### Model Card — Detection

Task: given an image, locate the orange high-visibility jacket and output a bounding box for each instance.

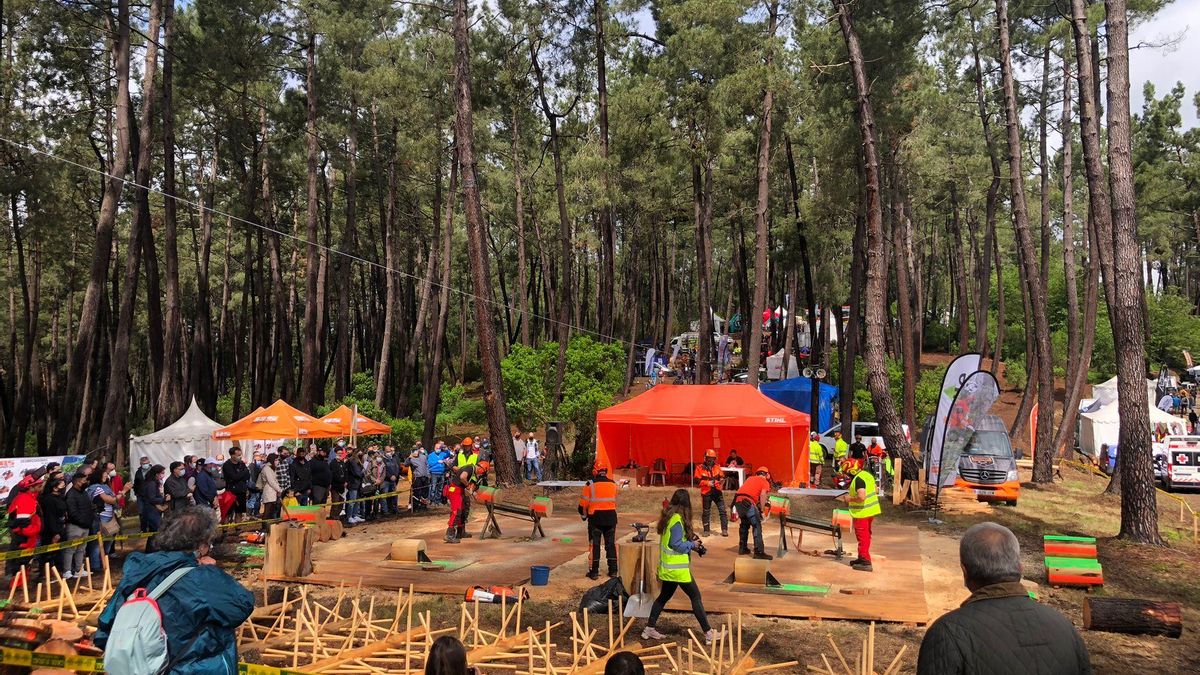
[694,464,723,495]
[578,478,618,516]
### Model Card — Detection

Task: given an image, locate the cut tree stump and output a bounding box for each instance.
[1083,598,1183,638]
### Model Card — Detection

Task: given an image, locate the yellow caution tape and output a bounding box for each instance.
[0,535,100,562]
[0,645,318,674]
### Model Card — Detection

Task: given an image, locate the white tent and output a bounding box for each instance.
[1078,400,1187,458]
[765,349,800,380]
[1090,376,1158,408]
[128,397,233,475]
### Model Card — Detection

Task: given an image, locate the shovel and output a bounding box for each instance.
[624,542,653,618]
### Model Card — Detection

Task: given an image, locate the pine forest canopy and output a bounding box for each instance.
[1,0,1195,543]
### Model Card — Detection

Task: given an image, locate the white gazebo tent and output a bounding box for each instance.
[1078,400,1187,459]
[765,348,800,380]
[128,397,233,475]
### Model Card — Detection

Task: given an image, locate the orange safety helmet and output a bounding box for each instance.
[461,436,474,447]
[756,468,772,480]
[593,462,608,475]
[475,460,490,475]
[704,449,718,459]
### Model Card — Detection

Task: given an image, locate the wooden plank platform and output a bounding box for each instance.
[270,511,593,595]
[274,509,929,625]
[664,522,929,625]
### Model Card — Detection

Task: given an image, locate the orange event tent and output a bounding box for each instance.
[594,384,810,485]
[319,405,392,436]
[212,399,342,441]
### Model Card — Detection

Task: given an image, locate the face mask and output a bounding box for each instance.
[108,470,117,478]
[338,441,346,447]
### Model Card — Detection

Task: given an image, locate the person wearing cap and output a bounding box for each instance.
[732,469,773,560]
[6,474,43,575]
[837,445,881,571]
[809,433,826,487]
[524,433,542,483]
[579,463,619,579]
[693,450,728,537]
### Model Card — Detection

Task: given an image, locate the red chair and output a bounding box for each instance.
[649,458,668,486]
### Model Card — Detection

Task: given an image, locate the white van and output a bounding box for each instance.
[818,421,911,456]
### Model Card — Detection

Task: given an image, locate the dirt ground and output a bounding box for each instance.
[229,461,1200,674]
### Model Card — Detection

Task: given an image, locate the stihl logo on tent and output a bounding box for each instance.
[253,415,279,423]
[764,417,786,423]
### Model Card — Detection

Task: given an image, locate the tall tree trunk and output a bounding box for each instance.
[784,136,820,418]
[837,1,915,478]
[894,185,917,431]
[1038,42,1052,301]
[1055,43,1087,456]
[422,143,456,449]
[300,26,323,412]
[747,1,778,387]
[694,158,715,384]
[98,0,160,462]
[950,183,971,352]
[452,0,517,483]
[594,0,615,341]
[530,42,573,416]
[1105,0,1160,544]
[512,101,531,347]
[970,27,1000,362]
[52,0,132,452]
[334,97,359,401]
[375,121,399,407]
[155,0,184,426]
[996,0,1054,483]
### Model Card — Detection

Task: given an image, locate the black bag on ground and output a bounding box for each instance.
[578,577,628,614]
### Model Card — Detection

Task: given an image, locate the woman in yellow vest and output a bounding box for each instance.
[641,489,717,644]
[837,447,881,572]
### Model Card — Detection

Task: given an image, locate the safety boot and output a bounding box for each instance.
[444,527,459,544]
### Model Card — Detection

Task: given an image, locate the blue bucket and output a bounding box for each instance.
[530,565,551,586]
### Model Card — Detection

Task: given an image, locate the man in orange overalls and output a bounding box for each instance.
[578,464,618,579]
[693,450,728,537]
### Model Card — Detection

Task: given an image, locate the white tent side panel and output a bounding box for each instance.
[1078,400,1188,458]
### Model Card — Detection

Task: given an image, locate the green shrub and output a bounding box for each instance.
[1003,360,1027,390]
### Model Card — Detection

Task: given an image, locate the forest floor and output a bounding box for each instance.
[231,462,1200,673]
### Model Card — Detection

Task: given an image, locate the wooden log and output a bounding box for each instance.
[264,522,289,578]
[389,539,428,563]
[733,558,771,586]
[616,544,643,596]
[475,486,499,504]
[766,496,790,518]
[531,496,554,517]
[1083,598,1183,638]
[832,509,852,529]
[326,519,344,540]
[1043,542,1097,558]
[283,526,313,578]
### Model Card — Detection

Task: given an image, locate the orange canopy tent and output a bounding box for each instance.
[594,384,810,485]
[319,405,392,436]
[212,400,342,441]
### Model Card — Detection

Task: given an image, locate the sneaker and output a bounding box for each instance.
[586,570,600,580]
[702,528,712,537]
[641,627,667,641]
[753,551,773,561]
[62,571,73,580]
[737,546,751,555]
[704,628,718,645]
[607,570,620,578]
[850,560,873,572]
[720,530,729,537]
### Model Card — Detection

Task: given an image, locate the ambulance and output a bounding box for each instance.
[1162,435,1200,491]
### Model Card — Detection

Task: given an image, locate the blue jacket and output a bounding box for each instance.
[195,469,218,506]
[96,551,254,675]
[428,450,450,475]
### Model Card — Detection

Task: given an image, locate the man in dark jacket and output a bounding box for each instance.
[917,522,1091,675]
[63,472,95,578]
[96,506,254,675]
[309,448,332,505]
[290,454,312,505]
[221,449,251,521]
[164,461,193,511]
[193,459,218,508]
[329,450,348,520]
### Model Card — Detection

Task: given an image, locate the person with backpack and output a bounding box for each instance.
[97,506,254,675]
